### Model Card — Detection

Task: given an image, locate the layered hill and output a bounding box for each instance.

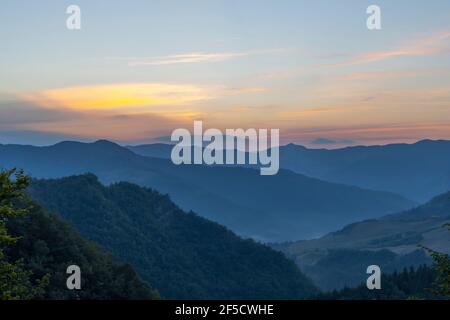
[0,140,413,241]
[128,139,450,203]
[6,196,158,299]
[273,191,450,291]
[279,139,450,203]
[28,174,318,299]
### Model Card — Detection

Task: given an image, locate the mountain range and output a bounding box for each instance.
[2,138,449,299]
[128,139,450,203]
[0,140,414,241]
[273,191,450,291]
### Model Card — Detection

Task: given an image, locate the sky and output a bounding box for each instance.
[1,0,450,147]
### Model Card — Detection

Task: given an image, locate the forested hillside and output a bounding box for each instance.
[1,169,158,300]
[273,189,450,291]
[29,174,318,299]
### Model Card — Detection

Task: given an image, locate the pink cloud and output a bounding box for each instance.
[326,30,450,68]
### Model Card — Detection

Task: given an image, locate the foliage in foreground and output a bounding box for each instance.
[0,169,47,300]
[424,224,450,298]
[317,265,441,300]
[1,169,158,300]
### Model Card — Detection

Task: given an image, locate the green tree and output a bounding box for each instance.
[425,224,450,297]
[0,168,47,300]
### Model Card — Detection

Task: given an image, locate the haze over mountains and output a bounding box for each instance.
[1,138,449,299]
[280,140,450,203]
[126,140,450,292]
[0,140,413,241]
[128,139,450,203]
[273,191,450,290]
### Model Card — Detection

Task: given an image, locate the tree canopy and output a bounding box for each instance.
[1,169,158,300]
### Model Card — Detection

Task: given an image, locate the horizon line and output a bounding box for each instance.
[1,137,449,151]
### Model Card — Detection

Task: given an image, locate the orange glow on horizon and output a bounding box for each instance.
[21,83,213,111]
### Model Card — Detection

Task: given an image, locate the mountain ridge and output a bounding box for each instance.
[272,189,450,290]
[0,140,414,241]
[28,173,319,299]
[127,139,450,202]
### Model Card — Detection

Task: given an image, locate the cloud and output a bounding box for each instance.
[0,94,195,144]
[19,111,189,143]
[109,49,286,66]
[336,70,419,81]
[223,87,269,94]
[19,82,275,122]
[326,30,450,68]
[9,81,281,144]
[229,105,277,112]
[127,52,251,66]
[21,83,214,112]
[278,107,352,118]
[252,69,300,81]
[0,100,81,127]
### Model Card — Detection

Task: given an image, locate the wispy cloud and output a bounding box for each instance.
[229,105,276,113]
[278,107,355,119]
[109,49,286,66]
[223,87,269,94]
[1,99,191,143]
[250,69,301,81]
[128,52,250,66]
[0,100,81,127]
[326,30,450,68]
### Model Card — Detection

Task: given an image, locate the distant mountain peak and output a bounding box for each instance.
[93,139,120,146]
[53,140,84,147]
[53,139,122,148]
[414,139,450,146]
[284,143,307,150]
